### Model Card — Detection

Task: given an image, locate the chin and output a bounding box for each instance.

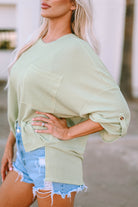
[41,10,47,16]
[41,10,52,18]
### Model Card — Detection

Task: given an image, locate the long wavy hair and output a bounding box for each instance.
[6,0,99,88]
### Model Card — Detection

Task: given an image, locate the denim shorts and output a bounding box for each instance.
[12,122,88,205]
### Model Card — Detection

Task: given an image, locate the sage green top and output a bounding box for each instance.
[7,33,130,185]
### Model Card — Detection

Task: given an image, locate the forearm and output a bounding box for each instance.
[67,119,104,139]
[6,131,16,147]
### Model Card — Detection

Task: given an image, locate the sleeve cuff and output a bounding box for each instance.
[88,112,128,143]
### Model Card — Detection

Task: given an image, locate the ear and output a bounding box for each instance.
[71,0,76,11]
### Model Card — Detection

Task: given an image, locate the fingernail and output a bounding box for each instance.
[35,130,38,132]
[9,167,13,171]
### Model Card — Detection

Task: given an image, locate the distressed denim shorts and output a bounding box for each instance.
[12,122,88,205]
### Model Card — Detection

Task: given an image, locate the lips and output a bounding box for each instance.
[41,2,51,9]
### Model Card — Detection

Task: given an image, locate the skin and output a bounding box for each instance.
[0,0,104,206]
[41,0,76,43]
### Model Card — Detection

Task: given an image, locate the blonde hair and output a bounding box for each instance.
[6,0,99,88]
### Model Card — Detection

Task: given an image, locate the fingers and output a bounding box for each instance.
[1,160,8,182]
[8,159,13,172]
[34,122,54,134]
[32,116,53,124]
[35,111,57,121]
[32,122,49,129]
[32,121,47,126]
[32,112,68,139]
[32,112,65,126]
[1,164,5,182]
[1,156,13,182]
[35,129,50,133]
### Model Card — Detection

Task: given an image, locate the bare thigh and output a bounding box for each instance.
[37,190,76,207]
[0,170,35,207]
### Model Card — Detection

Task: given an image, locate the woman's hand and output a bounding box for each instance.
[31,111,70,140]
[1,135,15,182]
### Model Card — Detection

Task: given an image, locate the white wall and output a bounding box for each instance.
[0,51,11,79]
[0,0,16,4]
[0,5,16,29]
[0,0,40,80]
[16,0,40,48]
[0,2,17,80]
[93,0,138,97]
[93,0,126,83]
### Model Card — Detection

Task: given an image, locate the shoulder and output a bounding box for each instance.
[68,35,118,84]
[66,34,93,52]
[65,35,105,69]
[64,34,100,63]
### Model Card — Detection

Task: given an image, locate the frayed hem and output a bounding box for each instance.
[33,182,88,207]
[57,184,88,199]
[33,180,54,206]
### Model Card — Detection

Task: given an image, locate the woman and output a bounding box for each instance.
[0,0,130,207]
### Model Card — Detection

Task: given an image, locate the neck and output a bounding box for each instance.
[43,13,72,43]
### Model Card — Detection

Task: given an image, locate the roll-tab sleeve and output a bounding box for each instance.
[76,41,131,143]
[81,86,131,143]
[89,109,130,143]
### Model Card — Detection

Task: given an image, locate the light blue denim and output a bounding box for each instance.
[12,122,88,206]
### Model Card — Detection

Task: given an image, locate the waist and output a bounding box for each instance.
[16,121,21,132]
[15,120,87,158]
